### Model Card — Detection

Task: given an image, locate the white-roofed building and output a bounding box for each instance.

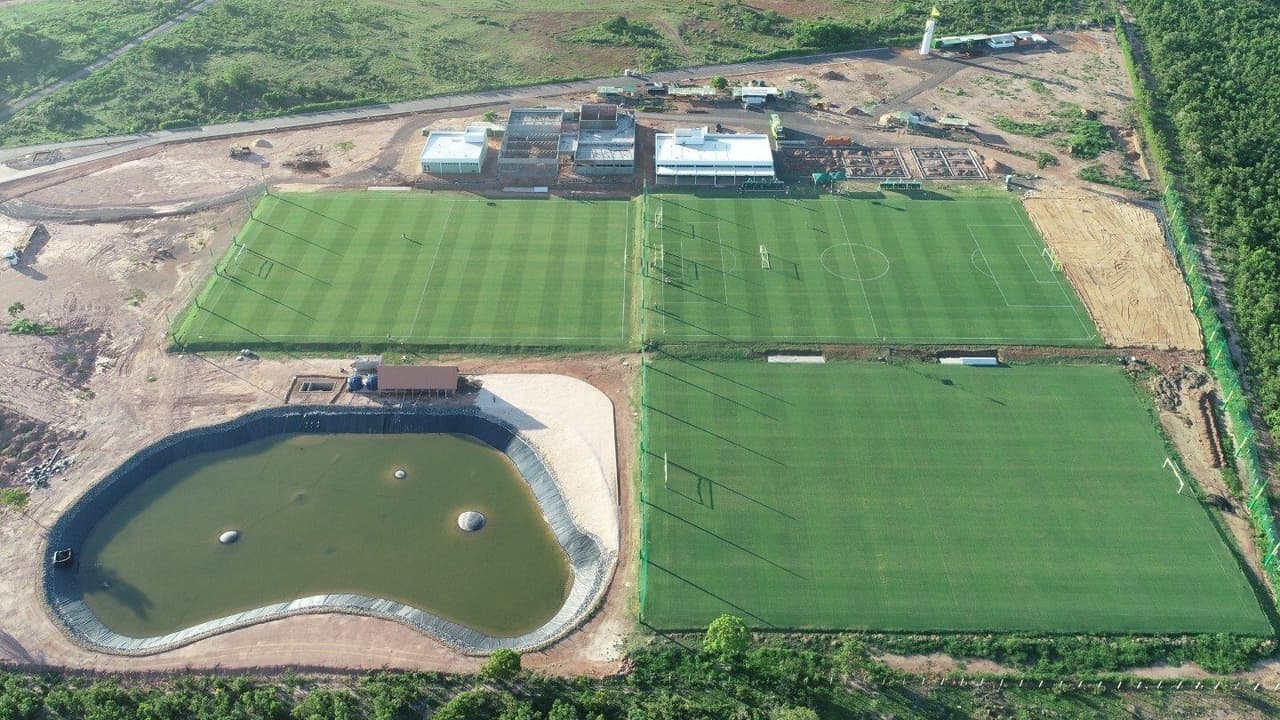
[986,33,1016,49]
[653,127,776,186]
[420,124,490,174]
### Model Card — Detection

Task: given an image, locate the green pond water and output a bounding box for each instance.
[79,433,572,638]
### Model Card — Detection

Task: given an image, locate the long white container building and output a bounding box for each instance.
[653,127,776,186]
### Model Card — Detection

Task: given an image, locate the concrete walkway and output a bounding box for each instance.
[0,47,895,188]
[0,0,219,122]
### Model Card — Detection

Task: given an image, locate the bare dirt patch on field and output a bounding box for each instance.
[1023,194,1201,350]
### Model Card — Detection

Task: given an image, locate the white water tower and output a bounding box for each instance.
[919,6,941,56]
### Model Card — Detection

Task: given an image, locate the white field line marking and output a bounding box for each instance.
[191,234,254,340]
[657,330,1097,342]
[969,226,1078,309]
[1012,211,1099,340]
[917,483,964,611]
[406,200,454,340]
[660,222,670,336]
[194,332,627,342]
[1016,245,1058,284]
[967,226,1011,307]
[834,204,880,336]
[622,200,630,340]
[679,233,687,281]
[718,224,730,305]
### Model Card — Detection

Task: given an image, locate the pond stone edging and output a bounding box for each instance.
[42,405,613,656]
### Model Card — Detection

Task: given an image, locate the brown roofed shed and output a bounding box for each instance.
[377,365,459,395]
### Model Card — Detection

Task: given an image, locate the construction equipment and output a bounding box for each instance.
[229,145,252,158]
[3,224,42,267]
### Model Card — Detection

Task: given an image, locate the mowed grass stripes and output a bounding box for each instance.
[642,360,1270,634]
[175,192,632,348]
[648,194,1098,345]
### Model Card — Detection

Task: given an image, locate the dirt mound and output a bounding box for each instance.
[819,70,847,81]
[1152,365,1207,412]
[282,147,331,173]
[983,156,1011,175]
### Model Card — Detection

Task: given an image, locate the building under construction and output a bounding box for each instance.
[497,108,565,178]
[572,104,636,177]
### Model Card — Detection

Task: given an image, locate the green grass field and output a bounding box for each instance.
[646,194,1099,346]
[0,2,1108,145]
[0,0,861,145]
[173,192,632,349]
[641,359,1270,634]
[0,0,189,105]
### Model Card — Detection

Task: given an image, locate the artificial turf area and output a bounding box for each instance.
[646,193,1098,345]
[174,192,632,348]
[641,359,1271,634]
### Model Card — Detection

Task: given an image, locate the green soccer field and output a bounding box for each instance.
[641,359,1270,634]
[174,192,633,349]
[645,193,1099,345]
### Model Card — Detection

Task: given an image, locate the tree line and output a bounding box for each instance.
[1,616,1276,719]
[1127,0,1280,434]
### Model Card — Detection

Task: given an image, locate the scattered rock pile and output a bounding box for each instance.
[1152,374,1182,412]
[1152,365,1208,412]
[0,408,80,483]
[21,450,74,489]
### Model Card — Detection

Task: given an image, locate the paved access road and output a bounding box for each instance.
[0,47,896,188]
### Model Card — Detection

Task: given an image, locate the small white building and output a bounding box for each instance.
[733,86,779,110]
[653,127,776,186]
[420,125,490,174]
[986,33,1016,49]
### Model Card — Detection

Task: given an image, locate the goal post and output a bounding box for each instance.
[1041,247,1063,272]
[1164,457,1187,495]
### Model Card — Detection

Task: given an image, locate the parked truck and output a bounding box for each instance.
[4,224,42,267]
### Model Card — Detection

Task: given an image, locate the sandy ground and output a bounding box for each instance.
[731,31,1139,189]
[0,358,634,674]
[394,113,501,178]
[0,29,1271,679]
[748,51,926,116]
[0,197,634,673]
[909,30,1137,187]
[1023,194,1202,350]
[22,118,409,207]
[476,374,619,547]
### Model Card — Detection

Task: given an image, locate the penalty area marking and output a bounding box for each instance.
[970,248,995,279]
[1017,244,1059,284]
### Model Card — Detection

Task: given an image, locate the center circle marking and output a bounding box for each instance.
[819,243,891,282]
